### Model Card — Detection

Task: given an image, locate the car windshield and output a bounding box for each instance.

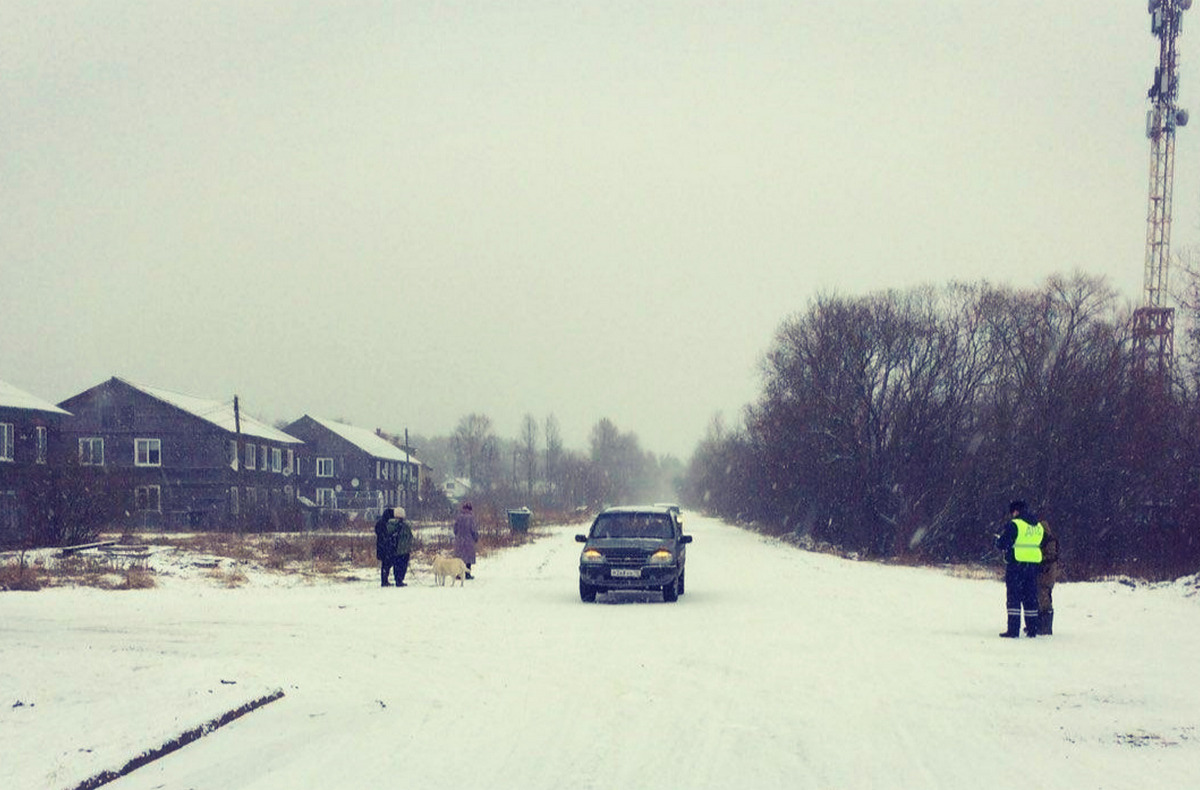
[591,513,674,540]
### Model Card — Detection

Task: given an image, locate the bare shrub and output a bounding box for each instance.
[0,560,42,591]
[206,567,248,588]
[118,569,157,590]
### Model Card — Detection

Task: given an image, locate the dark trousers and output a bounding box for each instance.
[380,554,409,585]
[1005,562,1040,634]
[390,553,410,585]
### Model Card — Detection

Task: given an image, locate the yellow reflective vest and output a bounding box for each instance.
[1012,518,1044,564]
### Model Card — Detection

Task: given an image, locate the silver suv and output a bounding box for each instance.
[575,505,692,602]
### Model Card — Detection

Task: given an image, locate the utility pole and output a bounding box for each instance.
[1134,0,1192,380]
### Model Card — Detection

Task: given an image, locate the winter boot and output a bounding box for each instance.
[1024,615,1039,638]
[1000,614,1021,638]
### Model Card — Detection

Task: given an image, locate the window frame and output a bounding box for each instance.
[0,423,13,461]
[79,437,105,466]
[134,438,162,467]
[134,484,161,512]
[316,457,334,477]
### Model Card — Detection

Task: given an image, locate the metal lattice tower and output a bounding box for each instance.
[1135,0,1192,379]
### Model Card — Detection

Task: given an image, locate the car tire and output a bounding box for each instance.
[662,578,679,603]
[580,580,598,603]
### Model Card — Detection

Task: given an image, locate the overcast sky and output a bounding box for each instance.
[3,1,1198,459]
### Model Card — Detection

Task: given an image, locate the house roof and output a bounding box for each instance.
[120,378,302,444]
[0,379,71,415]
[307,416,419,464]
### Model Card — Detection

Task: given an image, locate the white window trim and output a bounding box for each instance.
[134,438,162,467]
[245,443,256,470]
[0,423,13,461]
[316,457,334,477]
[36,426,47,465]
[316,487,335,506]
[284,449,294,476]
[271,447,282,473]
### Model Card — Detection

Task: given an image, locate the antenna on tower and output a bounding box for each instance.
[1134,0,1192,381]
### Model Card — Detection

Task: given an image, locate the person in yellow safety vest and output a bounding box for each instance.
[994,500,1044,638]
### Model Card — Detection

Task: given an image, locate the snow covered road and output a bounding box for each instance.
[3,515,1199,789]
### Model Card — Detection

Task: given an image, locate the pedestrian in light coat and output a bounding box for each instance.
[454,501,479,580]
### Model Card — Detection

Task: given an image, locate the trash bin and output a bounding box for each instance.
[507,507,532,532]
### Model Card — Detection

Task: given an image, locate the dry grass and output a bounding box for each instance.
[3,518,559,591]
[0,561,43,591]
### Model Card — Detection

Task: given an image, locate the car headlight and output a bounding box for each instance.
[581,549,605,564]
[649,549,674,564]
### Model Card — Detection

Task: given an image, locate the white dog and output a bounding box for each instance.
[431,554,468,587]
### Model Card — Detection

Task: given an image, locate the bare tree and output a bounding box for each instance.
[519,413,539,499]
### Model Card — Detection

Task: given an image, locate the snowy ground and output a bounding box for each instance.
[2,514,1199,789]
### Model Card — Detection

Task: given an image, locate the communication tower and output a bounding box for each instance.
[1135,0,1192,379]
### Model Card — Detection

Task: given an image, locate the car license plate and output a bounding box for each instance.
[611,568,641,578]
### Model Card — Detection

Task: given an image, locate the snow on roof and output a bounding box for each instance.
[307,416,418,464]
[0,378,71,415]
[120,378,302,444]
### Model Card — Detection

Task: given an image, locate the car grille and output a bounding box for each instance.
[603,548,651,565]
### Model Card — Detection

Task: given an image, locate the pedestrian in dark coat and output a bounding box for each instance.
[1037,520,1059,635]
[389,507,415,587]
[454,501,479,579]
[995,500,1045,638]
[375,507,397,586]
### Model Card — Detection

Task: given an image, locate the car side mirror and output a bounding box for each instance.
[575,534,588,543]
[680,534,693,544]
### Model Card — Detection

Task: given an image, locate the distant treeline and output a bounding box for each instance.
[681,272,1200,581]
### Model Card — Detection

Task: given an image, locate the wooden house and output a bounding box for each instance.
[0,379,72,546]
[283,416,422,516]
[57,377,304,530]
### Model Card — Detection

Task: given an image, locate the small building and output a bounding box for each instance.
[283,416,422,517]
[442,477,472,504]
[0,379,72,547]
[57,377,304,530]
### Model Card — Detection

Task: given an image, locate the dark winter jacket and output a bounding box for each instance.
[454,509,479,565]
[390,517,415,556]
[375,508,397,561]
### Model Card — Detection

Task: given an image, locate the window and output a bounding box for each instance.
[134,485,161,512]
[316,488,335,506]
[134,438,162,467]
[247,487,258,509]
[375,460,381,480]
[316,457,334,477]
[228,440,239,470]
[79,438,104,466]
[0,424,13,461]
[245,443,256,470]
[284,449,294,476]
[271,447,282,473]
[35,427,47,464]
[230,487,240,515]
